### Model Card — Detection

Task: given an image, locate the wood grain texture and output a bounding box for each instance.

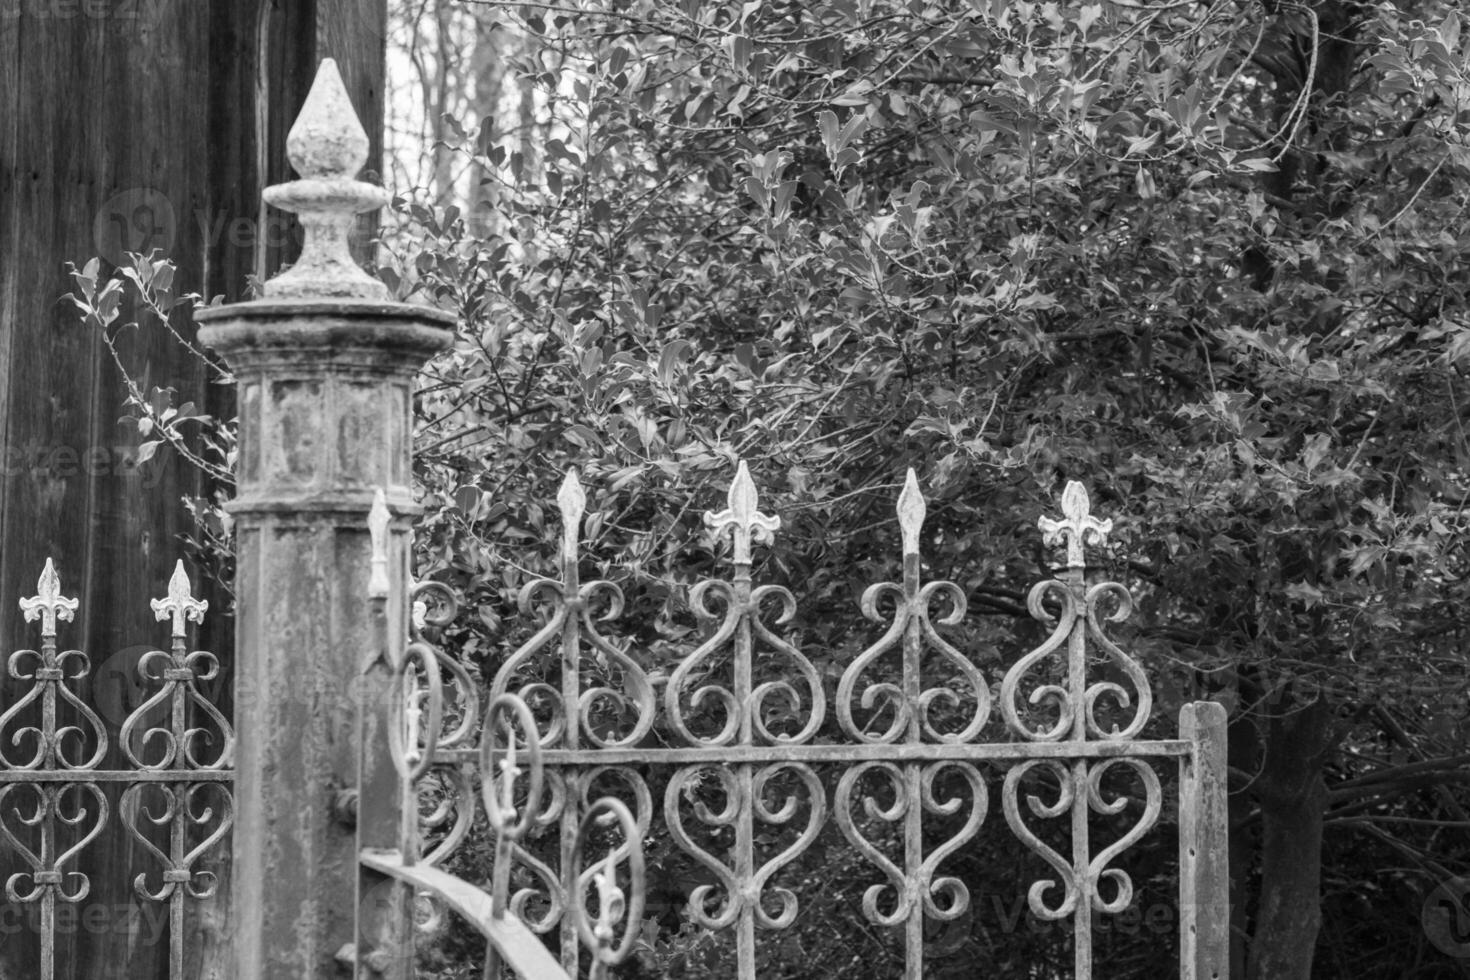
[1180,701,1230,980]
[0,3,386,977]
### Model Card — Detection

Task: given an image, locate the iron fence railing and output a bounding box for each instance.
[371,465,1227,980]
[0,559,233,980]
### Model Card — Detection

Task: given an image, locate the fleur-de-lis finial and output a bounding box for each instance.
[593,849,625,942]
[558,469,587,562]
[19,558,79,639]
[259,58,390,300]
[367,489,391,600]
[1038,481,1113,570]
[498,741,521,818]
[403,671,423,766]
[897,468,925,556]
[150,561,208,638]
[704,460,780,565]
[409,576,428,634]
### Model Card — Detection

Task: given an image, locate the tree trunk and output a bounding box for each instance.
[468,10,507,237]
[1246,696,1333,980]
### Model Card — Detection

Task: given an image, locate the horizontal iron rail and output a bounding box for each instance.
[0,770,234,782]
[360,847,570,980]
[432,739,1193,767]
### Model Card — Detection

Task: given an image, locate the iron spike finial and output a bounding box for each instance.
[259,58,390,300]
[367,489,391,600]
[19,557,79,639]
[558,469,586,560]
[704,460,780,565]
[897,468,925,557]
[1038,481,1113,570]
[151,560,208,638]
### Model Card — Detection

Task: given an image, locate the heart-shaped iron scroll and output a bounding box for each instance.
[666,464,825,747]
[0,783,108,904]
[489,471,655,751]
[1002,759,1079,920]
[834,760,988,928]
[120,782,234,901]
[837,471,989,744]
[664,764,743,929]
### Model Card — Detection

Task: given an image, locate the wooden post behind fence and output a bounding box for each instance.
[196,59,451,980]
[1180,700,1230,980]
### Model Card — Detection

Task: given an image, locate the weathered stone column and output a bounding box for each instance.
[196,60,452,980]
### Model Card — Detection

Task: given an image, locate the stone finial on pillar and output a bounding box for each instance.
[261,58,390,301]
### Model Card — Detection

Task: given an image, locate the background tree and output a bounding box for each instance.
[389,1,1470,977]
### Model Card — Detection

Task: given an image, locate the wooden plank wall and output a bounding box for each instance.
[0,2,386,977]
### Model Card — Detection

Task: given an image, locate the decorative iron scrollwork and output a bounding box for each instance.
[1001,759,1079,920]
[120,782,234,901]
[364,470,1202,978]
[0,782,107,904]
[666,461,825,747]
[121,562,233,771]
[833,759,988,932]
[0,557,234,980]
[838,470,989,744]
[491,471,655,751]
[1,560,106,771]
[1000,483,1151,742]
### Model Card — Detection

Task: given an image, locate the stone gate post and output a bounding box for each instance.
[196,60,452,979]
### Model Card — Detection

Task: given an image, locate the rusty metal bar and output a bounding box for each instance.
[447,738,1191,766]
[359,849,568,978]
[557,473,586,975]
[0,770,234,783]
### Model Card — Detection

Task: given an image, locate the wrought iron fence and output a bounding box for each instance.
[0,559,234,980]
[0,56,1225,980]
[373,464,1227,979]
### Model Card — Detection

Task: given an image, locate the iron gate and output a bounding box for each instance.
[363,467,1228,979]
